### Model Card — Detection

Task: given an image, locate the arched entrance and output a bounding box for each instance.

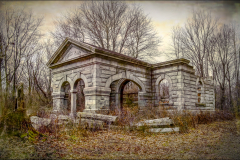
[109,78,142,112]
[74,79,85,112]
[60,81,71,113]
[159,79,170,104]
[120,80,140,109]
[69,78,86,118]
[155,74,173,108]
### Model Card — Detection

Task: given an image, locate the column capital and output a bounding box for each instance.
[70,89,78,93]
[83,87,111,96]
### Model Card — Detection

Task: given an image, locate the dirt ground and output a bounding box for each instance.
[0,120,239,159]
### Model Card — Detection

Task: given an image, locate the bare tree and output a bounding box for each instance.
[0,21,4,95]
[51,1,161,60]
[0,7,43,96]
[0,6,43,135]
[51,9,85,47]
[209,24,236,110]
[28,40,55,106]
[171,9,218,77]
[169,25,184,59]
[230,23,240,114]
[0,3,5,95]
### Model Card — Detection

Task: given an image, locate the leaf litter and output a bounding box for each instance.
[0,120,239,159]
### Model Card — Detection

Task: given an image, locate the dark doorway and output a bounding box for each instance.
[74,79,85,112]
[61,81,71,113]
[120,80,139,109]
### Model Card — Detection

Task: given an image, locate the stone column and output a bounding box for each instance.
[177,71,185,110]
[83,87,111,113]
[52,92,65,114]
[69,89,77,118]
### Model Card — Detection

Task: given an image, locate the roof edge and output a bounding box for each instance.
[46,37,96,67]
[47,38,191,69]
[152,58,190,68]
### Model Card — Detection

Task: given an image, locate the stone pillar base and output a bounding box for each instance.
[83,87,111,112]
[52,92,65,113]
[69,112,77,119]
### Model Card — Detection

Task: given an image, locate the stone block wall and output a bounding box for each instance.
[152,59,214,110]
[48,38,215,115]
[51,56,215,113]
[198,77,215,109]
[94,56,152,111]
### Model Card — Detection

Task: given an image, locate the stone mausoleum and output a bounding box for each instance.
[47,38,215,117]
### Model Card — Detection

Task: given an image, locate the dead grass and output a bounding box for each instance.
[1,119,239,159]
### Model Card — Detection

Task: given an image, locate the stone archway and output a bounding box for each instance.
[155,74,173,107]
[69,73,88,118]
[105,71,146,92]
[52,78,72,114]
[57,76,73,92]
[107,72,147,111]
[118,79,140,110]
[60,81,71,112]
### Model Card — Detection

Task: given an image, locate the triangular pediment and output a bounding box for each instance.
[47,38,95,66]
[58,45,89,63]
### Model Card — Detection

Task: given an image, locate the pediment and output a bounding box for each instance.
[58,45,89,63]
[47,38,96,67]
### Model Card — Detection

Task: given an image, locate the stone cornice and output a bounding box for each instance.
[152,58,191,69]
[48,49,151,70]
[83,87,111,96]
[51,61,152,76]
[47,38,192,71]
[94,49,150,67]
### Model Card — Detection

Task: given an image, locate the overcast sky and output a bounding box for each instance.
[1,1,240,62]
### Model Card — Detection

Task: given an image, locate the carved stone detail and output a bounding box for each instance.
[60,46,87,62]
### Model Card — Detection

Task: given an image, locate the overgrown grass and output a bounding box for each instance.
[108,105,235,133]
[0,90,238,159]
[1,119,239,159]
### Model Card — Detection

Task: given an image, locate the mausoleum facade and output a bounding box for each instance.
[47,38,215,117]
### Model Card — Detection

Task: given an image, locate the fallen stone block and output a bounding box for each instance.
[49,114,70,125]
[135,117,173,127]
[78,118,104,129]
[77,112,118,123]
[148,127,179,133]
[30,116,51,130]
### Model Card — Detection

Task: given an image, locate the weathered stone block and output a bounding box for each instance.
[48,39,215,114]
[148,127,179,133]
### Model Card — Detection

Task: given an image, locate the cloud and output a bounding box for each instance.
[1,1,240,59]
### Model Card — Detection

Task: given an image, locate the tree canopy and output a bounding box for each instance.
[51,1,161,60]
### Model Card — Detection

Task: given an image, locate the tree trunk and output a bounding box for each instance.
[47,69,52,103]
[228,80,233,111]
[220,86,225,110]
[0,58,2,94]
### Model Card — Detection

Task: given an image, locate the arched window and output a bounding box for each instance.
[159,79,169,104]
[74,79,85,112]
[61,81,71,112]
